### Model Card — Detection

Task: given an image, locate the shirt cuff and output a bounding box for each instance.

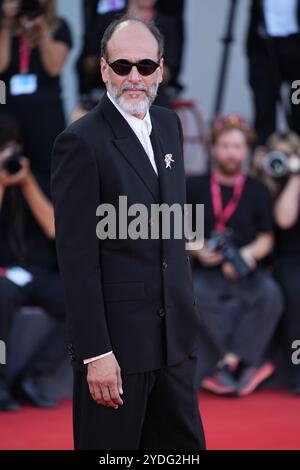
[83,351,113,364]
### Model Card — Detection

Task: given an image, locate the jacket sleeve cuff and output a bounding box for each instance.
[83,351,113,364]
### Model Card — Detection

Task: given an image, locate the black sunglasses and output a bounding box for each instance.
[107,59,161,76]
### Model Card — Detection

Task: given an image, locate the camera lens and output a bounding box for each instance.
[2,149,22,175]
[3,158,22,174]
[262,150,288,177]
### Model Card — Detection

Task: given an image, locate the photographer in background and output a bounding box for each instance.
[0,115,65,412]
[251,131,300,197]
[246,0,300,145]
[0,0,72,176]
[187,115,283,397]
[268,133,300,395]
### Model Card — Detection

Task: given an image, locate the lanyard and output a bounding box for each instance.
[19,33,32,74]
[210,171,245,233]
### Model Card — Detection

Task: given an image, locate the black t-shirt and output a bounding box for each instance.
[275,216,300,259]
[274,177,300,260]
[0,18,72,104]
[0,175,58,271]
[186,174,274,249]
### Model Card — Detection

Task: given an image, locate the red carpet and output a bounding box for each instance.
[0,389,299,450]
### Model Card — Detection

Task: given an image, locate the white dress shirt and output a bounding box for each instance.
[83,92,157,365]
[107,92,158,175]
[263,0,299,37]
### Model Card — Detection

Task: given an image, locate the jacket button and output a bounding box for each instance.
[162,261,168,270]
[158,308,166,318]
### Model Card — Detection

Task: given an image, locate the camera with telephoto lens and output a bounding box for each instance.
[1,148,22,175]
[262,150,300,178]
[19,0,45,20]
[207,229,252,278]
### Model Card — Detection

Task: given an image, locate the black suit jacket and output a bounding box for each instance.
[246,0,300,55]
[51,94,202,374]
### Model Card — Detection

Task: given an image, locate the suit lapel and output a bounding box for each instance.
[98,94,160,203]
[97,95,184,252]
[150,114,181,259]
[150,115,173,206]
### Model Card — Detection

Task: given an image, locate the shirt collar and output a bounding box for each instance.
[107,92,152,136]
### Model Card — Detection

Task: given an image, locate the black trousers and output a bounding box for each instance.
[193,267,283,366]
[0,265,65,388]
[72,353,206,450]
[248,33,300,145]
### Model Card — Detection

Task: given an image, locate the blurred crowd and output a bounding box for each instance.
[0,0,300,412]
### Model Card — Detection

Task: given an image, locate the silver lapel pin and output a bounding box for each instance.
[164,153,175,169]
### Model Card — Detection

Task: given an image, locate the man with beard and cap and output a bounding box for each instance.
[187,115,283,397]
[51,16,206,450]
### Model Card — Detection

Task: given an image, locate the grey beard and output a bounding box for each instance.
[107,79,159,116]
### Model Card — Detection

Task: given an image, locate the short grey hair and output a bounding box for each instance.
[100,15,165,61]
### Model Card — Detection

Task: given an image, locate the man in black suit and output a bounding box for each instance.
[246,0,300,145]
[51,16,205,450]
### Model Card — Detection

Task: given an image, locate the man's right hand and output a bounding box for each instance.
[87,353,124,410]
